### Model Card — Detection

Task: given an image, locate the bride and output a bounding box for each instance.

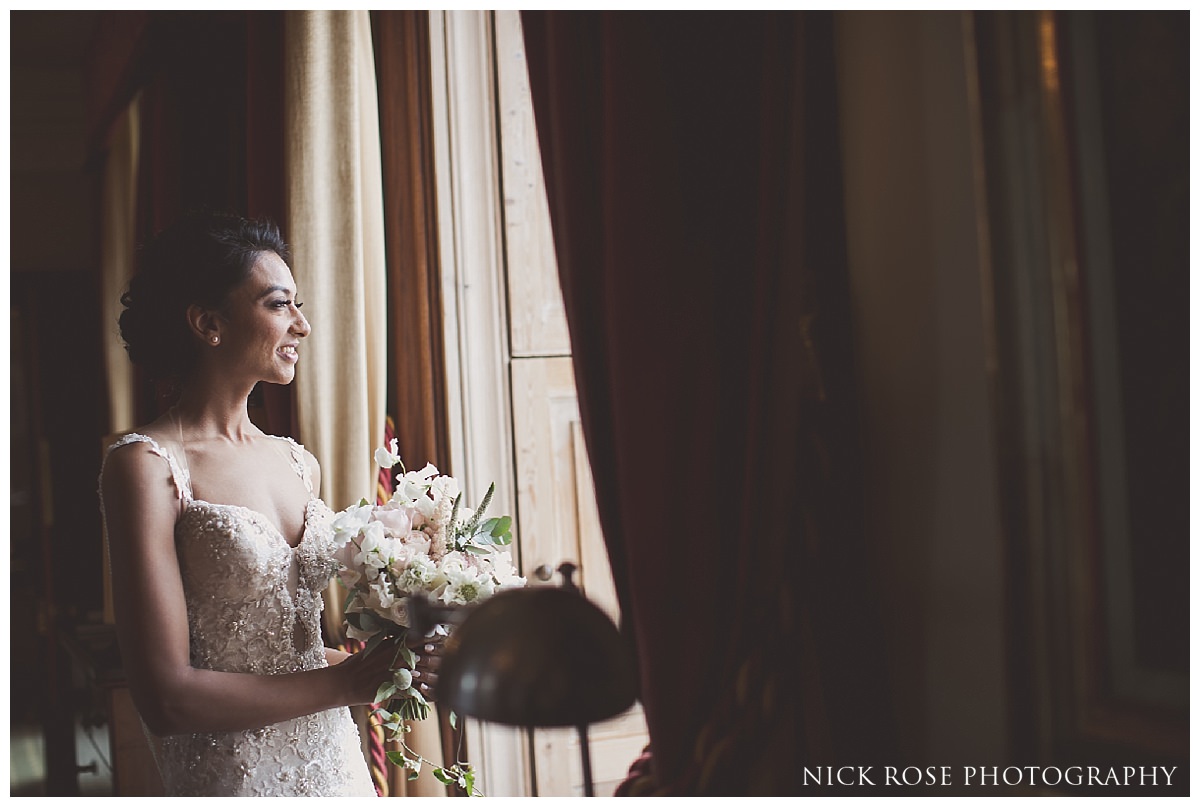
[99,210,430,796]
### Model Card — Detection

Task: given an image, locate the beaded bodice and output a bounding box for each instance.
[100,433,375,797]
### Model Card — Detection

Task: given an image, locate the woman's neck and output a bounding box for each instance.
[172,378,259,443]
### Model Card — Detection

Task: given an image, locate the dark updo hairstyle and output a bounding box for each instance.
[119,210,291,380]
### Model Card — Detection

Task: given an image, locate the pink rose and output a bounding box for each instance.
[372,506,412,536]
[404,530,432,556]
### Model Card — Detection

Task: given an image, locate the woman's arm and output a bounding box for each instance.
[102,443,394,737]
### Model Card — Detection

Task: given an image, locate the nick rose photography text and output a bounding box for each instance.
[802,766,1178,788]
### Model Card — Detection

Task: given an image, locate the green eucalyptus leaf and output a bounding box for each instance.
[397,696,431,722]
[374,682,398,704]
[362,631,386,657]
[464,544,491,556]
[489,515,512,537]
[398,644,417,669]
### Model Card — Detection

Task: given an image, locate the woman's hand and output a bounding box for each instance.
[407,631,445,702]
[338,636,407,706]
[337,630,445,706]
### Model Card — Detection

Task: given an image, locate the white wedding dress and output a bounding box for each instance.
[101,433,377,797]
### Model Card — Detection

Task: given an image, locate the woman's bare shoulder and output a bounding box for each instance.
[101,428,180,495]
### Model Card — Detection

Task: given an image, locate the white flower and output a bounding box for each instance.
[440,554,495,605]
[331,503,373,546]
[441,570,495,606]
[431,474,461,503]
[438,551,470,577]
[366,576,397,611]
[397,555,437,593]
[387,540,430,578]
[414,495,437,522]
[489,551,527,588]
[354,522,393,571]
[375,439,402,469]
[395,463,439,502]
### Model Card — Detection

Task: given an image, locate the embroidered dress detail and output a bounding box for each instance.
[99,433,375,797]
[274,435,315,496]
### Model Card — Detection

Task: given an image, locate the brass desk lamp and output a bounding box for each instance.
[431,563,638,796]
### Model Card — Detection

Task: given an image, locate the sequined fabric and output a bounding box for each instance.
[101,433,376,797]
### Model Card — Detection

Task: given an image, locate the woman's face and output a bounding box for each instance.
[214,251,310,386]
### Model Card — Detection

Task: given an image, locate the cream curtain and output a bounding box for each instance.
[100,96,141,437]
[283,11,446,796]
[283,9,386,528]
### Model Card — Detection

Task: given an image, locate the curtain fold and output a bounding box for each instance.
[521,11,896,794]
[100,96,142,436]
[282,8,387,536]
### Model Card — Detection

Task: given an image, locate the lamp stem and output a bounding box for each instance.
[577,723,594,797]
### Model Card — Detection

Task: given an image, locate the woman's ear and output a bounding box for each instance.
[186,304,223,347]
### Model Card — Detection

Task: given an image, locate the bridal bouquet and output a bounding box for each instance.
[330,441,524,792]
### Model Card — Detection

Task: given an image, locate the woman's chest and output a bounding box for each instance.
[181,440,313,546]
[174,499,337,599]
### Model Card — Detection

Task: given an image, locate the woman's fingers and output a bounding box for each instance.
[412,645,439,700]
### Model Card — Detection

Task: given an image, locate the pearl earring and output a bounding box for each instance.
[211,336,220,345]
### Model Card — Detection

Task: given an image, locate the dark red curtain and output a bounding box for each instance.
[88,11,294,434]
[521,11,895,794]
[371,10,451,476]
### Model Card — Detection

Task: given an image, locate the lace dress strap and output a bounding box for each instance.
[268,435,315,497]
[103,433,194,502]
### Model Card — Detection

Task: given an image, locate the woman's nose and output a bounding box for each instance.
[292,306,311,337]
